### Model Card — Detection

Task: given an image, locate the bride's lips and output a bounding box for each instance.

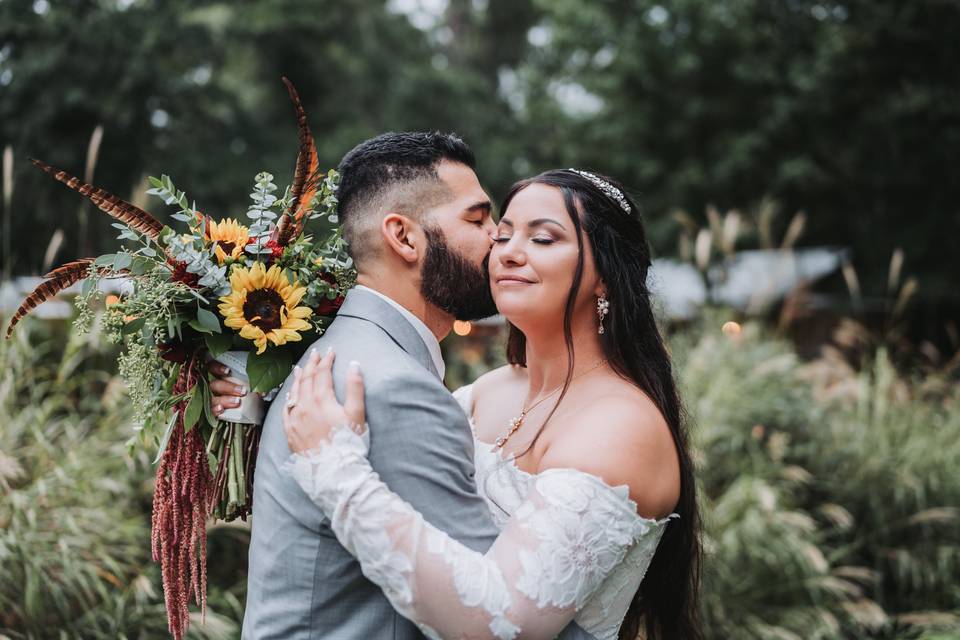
[495,276,535,285]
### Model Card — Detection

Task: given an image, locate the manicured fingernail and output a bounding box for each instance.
[235,385,246,395]
[325,346,333,356]
[222,367,231,375]
[230,398,240,406]
[349,361,361,373]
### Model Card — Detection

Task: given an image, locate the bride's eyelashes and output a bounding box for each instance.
[493,234,556,245]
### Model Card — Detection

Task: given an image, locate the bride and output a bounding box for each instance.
[282,169,702,640]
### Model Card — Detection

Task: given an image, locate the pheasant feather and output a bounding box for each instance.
[6,258,100,338]
[31,158,165,238]
[275,77,320,247]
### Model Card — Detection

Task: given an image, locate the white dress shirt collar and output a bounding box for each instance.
[354,285,445,381]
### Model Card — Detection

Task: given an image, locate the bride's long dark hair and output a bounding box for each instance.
[498,170,702,640]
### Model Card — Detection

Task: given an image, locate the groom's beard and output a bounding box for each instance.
[420,225,498,321]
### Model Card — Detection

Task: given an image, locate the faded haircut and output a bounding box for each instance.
[336,131,476,267]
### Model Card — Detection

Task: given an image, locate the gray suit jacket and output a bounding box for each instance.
[242,288,594,639]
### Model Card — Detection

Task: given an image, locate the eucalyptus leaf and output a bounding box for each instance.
[129,257,150,276]
[162,363,181,396]
[153,411,179,464]
[201,377,218,428]
[187,318,214,334]
[183,385,203,433]
[204,332,233,357]
[247,349,293,393]
[113,253,132,270]
[196,307,222,333]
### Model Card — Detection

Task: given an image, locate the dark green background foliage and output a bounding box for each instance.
[4,316,959,638]
[2,0,958,331]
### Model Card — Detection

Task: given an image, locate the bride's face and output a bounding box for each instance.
[490,183,603,330]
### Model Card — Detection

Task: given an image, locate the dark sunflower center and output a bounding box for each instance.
[218,241,237,255]
[243,289,285,331]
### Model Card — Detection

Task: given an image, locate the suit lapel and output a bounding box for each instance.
[335,288,441,380]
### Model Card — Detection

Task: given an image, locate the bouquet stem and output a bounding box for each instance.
[210,420,260,522]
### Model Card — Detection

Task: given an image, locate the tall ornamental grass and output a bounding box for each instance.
[0,321,239,639]
[677,317,959,639]
[1,313,956,639]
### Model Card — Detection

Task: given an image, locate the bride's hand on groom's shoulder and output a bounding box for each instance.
[283,349,367,454]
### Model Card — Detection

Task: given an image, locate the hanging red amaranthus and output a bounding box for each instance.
[150,356,213,639]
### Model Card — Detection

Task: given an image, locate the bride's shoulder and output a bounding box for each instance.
[540,386,681,519]
[471,364,527,402]
[451,365,525,417]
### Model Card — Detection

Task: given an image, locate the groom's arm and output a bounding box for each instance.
[360,372,498,553]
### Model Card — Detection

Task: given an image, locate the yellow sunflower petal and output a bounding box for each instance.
[219,262,316,352]
[239,324,263,341]
[286,318,311,332]
[286,286,308,308]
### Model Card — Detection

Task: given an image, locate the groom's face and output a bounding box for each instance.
[417,161,498,320]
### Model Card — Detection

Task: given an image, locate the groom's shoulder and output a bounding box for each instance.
[307,316,440,389]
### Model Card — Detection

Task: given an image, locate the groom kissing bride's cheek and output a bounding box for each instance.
[210,132,702,640]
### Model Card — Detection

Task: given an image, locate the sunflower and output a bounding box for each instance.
[218,263,313,354]
[206,218,250,264]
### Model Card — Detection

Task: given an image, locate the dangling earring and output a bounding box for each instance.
[596,295,609,334]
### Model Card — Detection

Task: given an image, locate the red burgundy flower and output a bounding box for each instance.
[167,259,200,288]
[158,340,189,363]
[315,272,345,316]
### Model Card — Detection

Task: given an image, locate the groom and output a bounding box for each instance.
[214,132,594,639]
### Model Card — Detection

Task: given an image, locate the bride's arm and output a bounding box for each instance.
[283,351,674,640]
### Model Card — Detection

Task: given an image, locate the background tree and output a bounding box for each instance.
[2,0,958,344]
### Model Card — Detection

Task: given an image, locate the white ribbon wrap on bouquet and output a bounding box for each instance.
[212,351,266,425]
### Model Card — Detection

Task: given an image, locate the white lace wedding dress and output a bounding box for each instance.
[285,383,676,640]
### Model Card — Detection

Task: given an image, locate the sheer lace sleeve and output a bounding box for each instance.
[285,424,673,640]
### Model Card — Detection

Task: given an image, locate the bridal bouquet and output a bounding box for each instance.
[5,79,353,638]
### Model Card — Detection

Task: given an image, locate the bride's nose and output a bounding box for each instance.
[496,237,526,267]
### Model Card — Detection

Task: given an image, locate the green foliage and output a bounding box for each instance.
[521,0,960,305]
[674,314,960,638]
[5,0,955,331]
[0,321,243,638]
[1,311,957,638]
[245,347,293,393]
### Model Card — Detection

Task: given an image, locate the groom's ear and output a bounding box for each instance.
[381,213,421,264]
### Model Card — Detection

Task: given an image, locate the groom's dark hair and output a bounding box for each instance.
[336,131,477,267]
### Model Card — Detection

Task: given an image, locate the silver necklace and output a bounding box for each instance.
[495,359,608,449]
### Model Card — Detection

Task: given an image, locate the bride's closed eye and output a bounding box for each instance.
[494,234,555,245]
